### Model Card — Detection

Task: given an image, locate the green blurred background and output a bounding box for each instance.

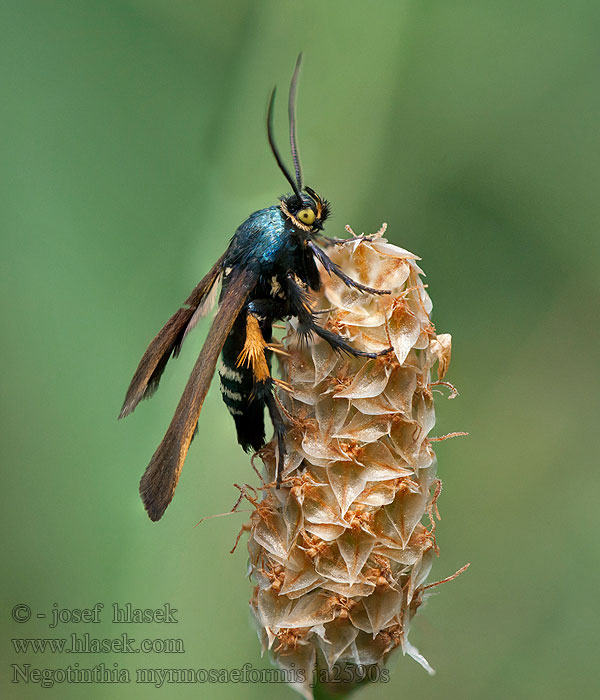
[2,1,599,698]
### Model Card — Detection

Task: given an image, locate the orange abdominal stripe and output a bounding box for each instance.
[237,314,271,382]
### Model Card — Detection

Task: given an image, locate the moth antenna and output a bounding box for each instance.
[267,87,301,201]
[288,52,303,192]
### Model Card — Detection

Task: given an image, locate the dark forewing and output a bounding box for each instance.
[139,268,257,521]
[119,254,226,419]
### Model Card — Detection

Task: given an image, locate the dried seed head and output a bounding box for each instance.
[246,226,460,699]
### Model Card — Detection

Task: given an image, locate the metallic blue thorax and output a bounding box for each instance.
[224,205,299,271]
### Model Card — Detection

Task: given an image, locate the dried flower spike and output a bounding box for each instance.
[243,225,460,699]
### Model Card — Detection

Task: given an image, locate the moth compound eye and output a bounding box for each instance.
[298,209,316,225]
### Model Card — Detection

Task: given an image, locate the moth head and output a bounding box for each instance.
[280,188,330,234]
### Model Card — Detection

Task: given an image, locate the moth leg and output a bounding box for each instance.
[236,310,271,383]
[286,272,392,359]
[308,319,392,359]
[237,298,281,362]
[317,234,377,247]
[237,302,287,485]
[263,390,287,486]
[308,240,390,296]
[316,223,387,247]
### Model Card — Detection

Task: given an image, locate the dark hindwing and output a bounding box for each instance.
[119,253,226,419]
[138,267,258,521]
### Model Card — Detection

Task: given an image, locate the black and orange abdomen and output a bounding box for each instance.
[219,314,267,453]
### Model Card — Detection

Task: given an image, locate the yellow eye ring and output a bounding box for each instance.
[297,208,316,225]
